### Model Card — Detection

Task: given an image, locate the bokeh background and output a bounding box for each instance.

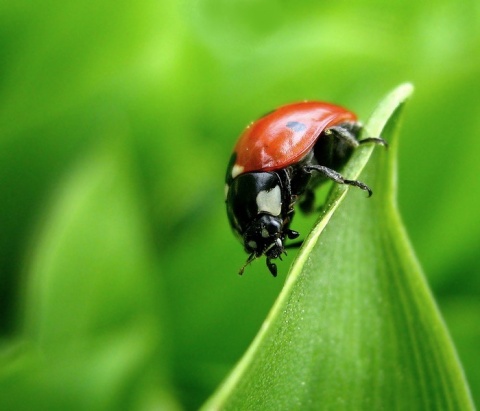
[1,1,479,410]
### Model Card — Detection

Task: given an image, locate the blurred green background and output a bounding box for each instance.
[0,0,479,410]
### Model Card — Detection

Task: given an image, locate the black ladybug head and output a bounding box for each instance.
[243,214,284,256]
[243,213,286,277]
[225,171,288,276]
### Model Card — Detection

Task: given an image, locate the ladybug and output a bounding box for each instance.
[225,101,385,277]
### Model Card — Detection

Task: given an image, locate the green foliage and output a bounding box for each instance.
[1,1,479,410]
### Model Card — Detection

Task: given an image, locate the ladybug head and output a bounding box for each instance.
[226,171,287,276]
[241,213,285,276]
[243,213,284,255]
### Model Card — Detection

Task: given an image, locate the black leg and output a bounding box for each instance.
[299,189,315,213]
[304,165,372,197]
[325,125,360,148]
[359,137,388,147]
[266,258,277,277]
[286,229,300,239]
[327,124,388,148]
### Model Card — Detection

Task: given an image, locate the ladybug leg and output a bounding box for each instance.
[304,165,372,197]
[266,258,278,277]
[299,189,316,214]
[359,137,388,147]
[285,228,303,249]
[327,124,388,147]
[325,125,360,148]
[286,228,300,239]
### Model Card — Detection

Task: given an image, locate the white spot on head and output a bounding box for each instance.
[261,228,269,238]
[248,240,257,249]
[224,184,230,200]
[231,164,244,179]
[256,185,282,216]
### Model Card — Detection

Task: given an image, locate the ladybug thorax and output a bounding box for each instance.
[226,171,286,254]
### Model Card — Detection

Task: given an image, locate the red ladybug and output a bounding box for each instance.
[225,101,385,276]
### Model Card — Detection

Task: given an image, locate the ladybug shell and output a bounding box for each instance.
[231,101,357,178]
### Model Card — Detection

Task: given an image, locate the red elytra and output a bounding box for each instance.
[232,101,357,176]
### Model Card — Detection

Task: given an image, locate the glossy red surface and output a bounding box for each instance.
[233,101,357,174]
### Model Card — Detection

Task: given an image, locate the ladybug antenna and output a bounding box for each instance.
[239,253,256,276]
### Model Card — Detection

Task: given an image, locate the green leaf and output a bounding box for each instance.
[0,143,179,411]
[202,83,475,410]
